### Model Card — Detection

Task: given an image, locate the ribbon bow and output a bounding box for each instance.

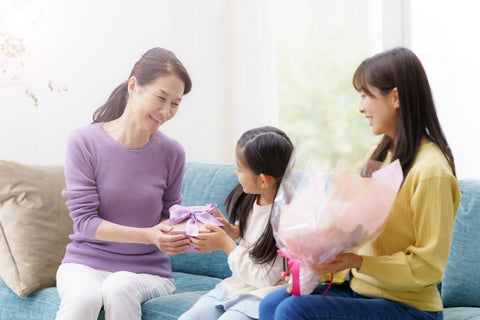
[169,203,223,237]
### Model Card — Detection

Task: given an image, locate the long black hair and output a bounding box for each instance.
[353,47,455,178]
[225,126,294,265]
[92,47,192,123]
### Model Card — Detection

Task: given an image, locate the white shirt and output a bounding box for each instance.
[221,202,287,299]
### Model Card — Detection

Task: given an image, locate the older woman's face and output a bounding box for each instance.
[128,73,185,134]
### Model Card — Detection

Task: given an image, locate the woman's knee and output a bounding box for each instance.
[259,288,291,320]
[273,297,300,320]
[57,289,103,319]
[102,271,140,304]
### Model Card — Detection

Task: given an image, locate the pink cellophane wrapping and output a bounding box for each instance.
[272,154,403,295]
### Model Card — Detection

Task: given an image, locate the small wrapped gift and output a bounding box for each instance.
[167,203,224,253]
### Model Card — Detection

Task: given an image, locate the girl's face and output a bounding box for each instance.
[128,73,185,134]
[234,148,263,195]
[358,85,399,138]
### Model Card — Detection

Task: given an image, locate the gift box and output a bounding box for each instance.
[167,203,223,253]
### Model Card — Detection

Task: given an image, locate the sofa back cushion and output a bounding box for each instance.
[441,178,480,307]
[170,162,237,279]
[0,160,73,297]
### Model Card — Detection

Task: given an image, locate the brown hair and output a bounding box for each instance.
[92,47,192,123]
[353,47,455,177]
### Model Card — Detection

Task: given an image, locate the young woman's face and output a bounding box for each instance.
[128,73,185,134]
[358,85,399,138]
[234,149,263,195]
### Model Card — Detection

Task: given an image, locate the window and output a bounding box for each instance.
[274,0,477,179]
[273,0,382,172]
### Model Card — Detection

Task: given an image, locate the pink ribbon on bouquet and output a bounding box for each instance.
[279,250,334,296]
[169,203,223,237]
[279,251,301,296]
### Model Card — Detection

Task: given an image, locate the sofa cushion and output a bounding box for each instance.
[441,179,480,308]
[180,162,237,215]
[0,271,219,320]
[443,307,480,320]
[0,278,63,319]
[171,162,237,279]
[142,271,221,320]
[0,160,73,297]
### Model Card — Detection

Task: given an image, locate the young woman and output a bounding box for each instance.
[179,126,294,320]
[56,47,192,320]
[259,47,461,320]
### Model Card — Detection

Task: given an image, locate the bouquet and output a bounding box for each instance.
[167,203,223,253]
[272,149,403,295]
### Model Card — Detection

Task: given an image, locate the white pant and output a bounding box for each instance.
[55,263,175,320]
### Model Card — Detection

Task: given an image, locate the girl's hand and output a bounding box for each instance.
[308,252,362,275]
[214,208,240,239]
[190,225,237,255]
[147,221,190,256]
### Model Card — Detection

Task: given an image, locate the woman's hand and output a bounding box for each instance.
[214,208,240,240]
[147,221,191,256]
[190,225,237,255]
[308,252,362,275]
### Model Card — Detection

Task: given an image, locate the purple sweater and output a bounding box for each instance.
[61,123,185,278]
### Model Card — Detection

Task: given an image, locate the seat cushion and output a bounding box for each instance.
[0,271,220,320]
[443,307,480,320]
[141,271,221,320]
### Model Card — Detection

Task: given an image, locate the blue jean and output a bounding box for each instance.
[259,282,443,320]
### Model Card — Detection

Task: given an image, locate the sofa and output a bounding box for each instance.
[1,160,480,320]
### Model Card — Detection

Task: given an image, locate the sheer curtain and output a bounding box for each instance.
[165,0,277,163]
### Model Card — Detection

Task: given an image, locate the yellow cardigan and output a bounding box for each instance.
[327,143,461,311]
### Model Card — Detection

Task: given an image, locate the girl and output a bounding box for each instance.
[56,47,192,320]
[259,47,461,320]
[179,126,294,320]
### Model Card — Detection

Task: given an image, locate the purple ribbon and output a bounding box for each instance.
[169,203,224,237]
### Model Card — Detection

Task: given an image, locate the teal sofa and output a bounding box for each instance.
[0,162,479,319]
[0,162,237,320]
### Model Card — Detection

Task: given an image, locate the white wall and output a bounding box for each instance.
[0,0,276,166]
[0,0,172,165]
[167,0,278,164]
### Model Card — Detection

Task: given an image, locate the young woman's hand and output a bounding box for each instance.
[214,208,240,240]
[308,252,362,275]
[190,225,237,255]
[147,221,191,256]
